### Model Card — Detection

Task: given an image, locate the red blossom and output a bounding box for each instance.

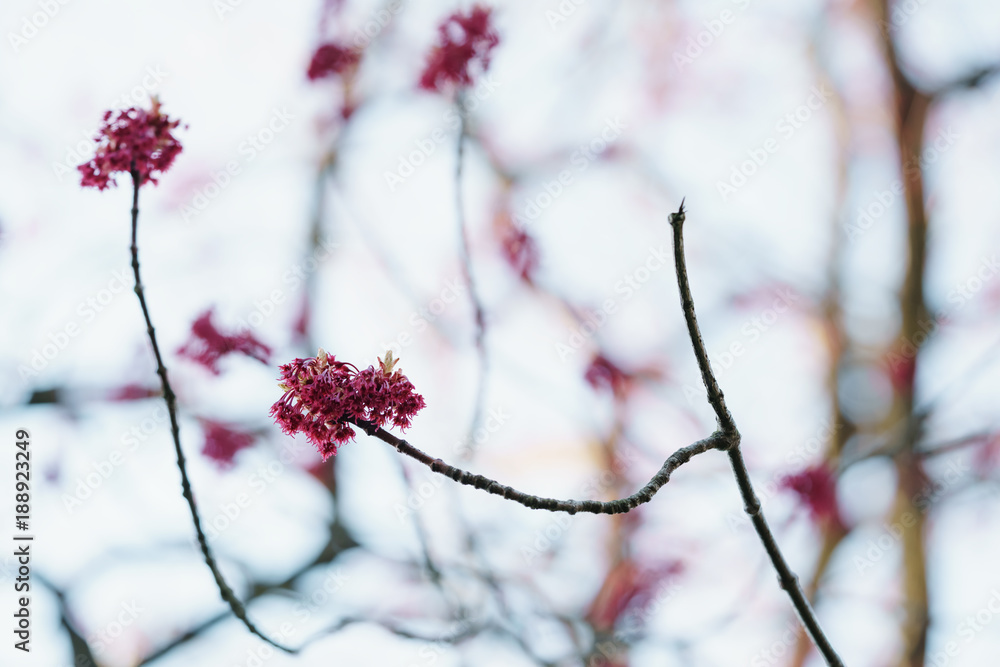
[779,464,843,528]
[586,559,683,633]
[419,5,499,92]
[307,42,361,81]
[501,227,539,282]
[585,354,632,396]
[270,350,426,459]
[177,309,271,374]
[201,420,255,468]
[78,98,183,190]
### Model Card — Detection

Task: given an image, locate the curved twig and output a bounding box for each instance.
[346,202,844,666]
[351,416,728,513]
[128,168,292,654]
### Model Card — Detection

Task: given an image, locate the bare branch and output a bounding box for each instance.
[353,416,727,514]
[454,92,490,442]
[668,202,844,667]
[128,169,292,654]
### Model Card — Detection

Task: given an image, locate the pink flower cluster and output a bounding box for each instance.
[177,309,271,375]
[270,350,426,459]
[78,98,184,190]
[307,42,361,81]
[420,5,499,92]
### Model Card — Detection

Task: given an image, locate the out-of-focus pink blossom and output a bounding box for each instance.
[779,464,843,528]
[200,420,255,468]
[307,42,361,81]
[586,559,684,633]
[177,309,271,374]
[501,227,539,282]
[585,354,632,397]
[78,98,183,190]
[270,350,426,459]
[419,5,499,92]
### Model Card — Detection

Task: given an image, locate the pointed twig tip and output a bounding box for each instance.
[670,198,687,226]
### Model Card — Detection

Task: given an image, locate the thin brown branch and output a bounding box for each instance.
[38,574,100,667]
[668,203,844,667]
[128,168,292,654]
[792,48,856,667]
[352,416,726,513]
[668,201,738,439]
[918,430,995,459]
[454,92,489,441]
[931,62,1000,97]
[877,3,934,662]
[137,519,357,665]
[343,202,845,664]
